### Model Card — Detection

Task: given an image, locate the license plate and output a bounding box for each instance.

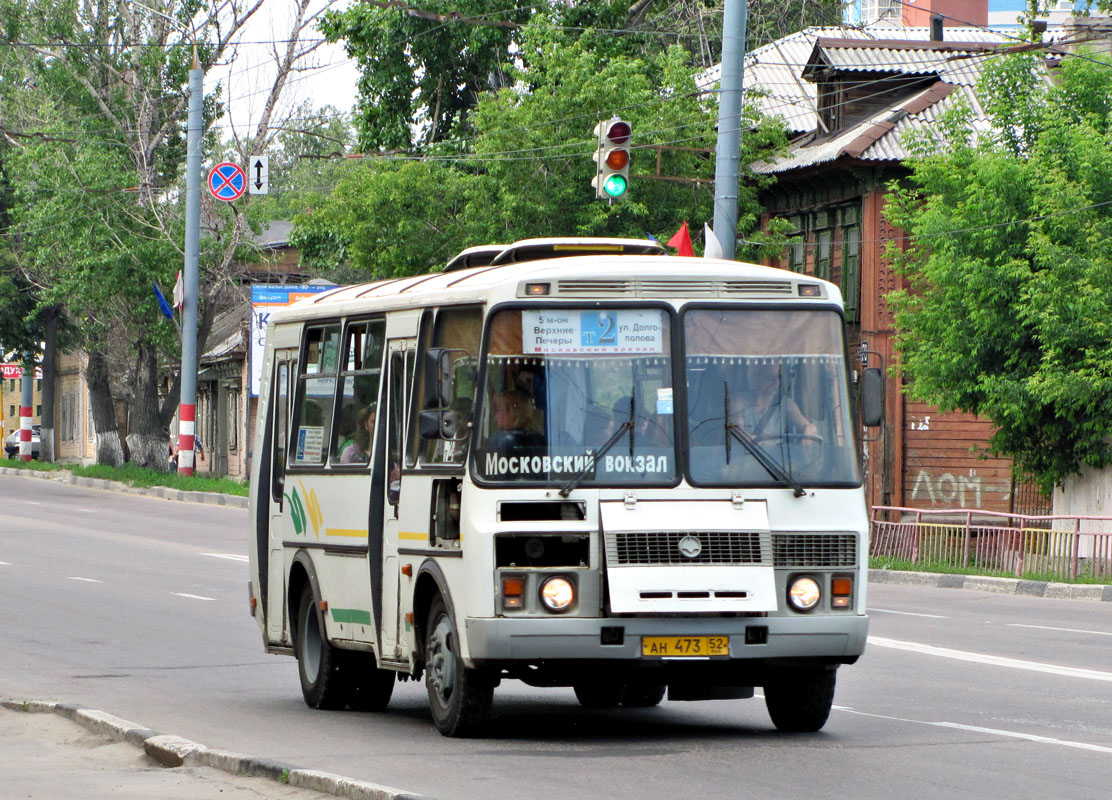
[641,636,730,657]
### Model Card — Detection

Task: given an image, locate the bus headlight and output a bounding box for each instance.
[788,576,821,612]
[540,576,575,612]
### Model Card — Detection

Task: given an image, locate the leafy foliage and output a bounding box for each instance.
[886,54,1112,492]
[321,0,844,153]
[294,14,786,279]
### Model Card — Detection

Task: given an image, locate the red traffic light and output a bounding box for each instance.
[605,121,631,144]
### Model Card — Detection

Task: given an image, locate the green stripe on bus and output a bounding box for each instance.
[330,608,372,625]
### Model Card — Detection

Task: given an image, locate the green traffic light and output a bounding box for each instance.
[603,174,627,198]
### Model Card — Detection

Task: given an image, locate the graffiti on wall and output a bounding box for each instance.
[909,468,1011,508]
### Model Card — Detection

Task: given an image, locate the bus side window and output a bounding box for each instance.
[330,320,385,465]
[407,306,482,467]
[291,324,341,466]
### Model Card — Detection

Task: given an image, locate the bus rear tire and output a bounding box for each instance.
[764,667,836,732]
[621,681,666,708]
[425,595,493,737]
[295,583,347,710]
[573,682,624,708]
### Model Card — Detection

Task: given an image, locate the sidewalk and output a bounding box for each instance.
[2,705,332,800]
[0,701,418,800]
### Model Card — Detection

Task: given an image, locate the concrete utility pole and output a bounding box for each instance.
[178,46,203,476]
[20,359,33,462]
[712,0,748,261]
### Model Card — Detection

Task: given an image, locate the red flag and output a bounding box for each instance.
[666,222,695,257]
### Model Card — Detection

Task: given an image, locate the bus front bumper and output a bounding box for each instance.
[462,614,868,665]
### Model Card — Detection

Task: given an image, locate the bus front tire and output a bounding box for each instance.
[573,682,624,708]
[424,595,493,737]
[621,681,666,708]
[295,584,347,710]
[346,653,396,712]
[764,667,836,732]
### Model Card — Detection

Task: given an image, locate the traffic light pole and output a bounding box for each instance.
[712,0,748,260]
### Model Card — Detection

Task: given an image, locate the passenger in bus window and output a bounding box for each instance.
[340,403,375,463]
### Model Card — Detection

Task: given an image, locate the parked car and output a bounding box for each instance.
[4,425,41,459]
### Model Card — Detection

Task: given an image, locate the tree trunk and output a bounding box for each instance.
[86,349,125,466]
[127,341,170,471]
[39,306,60,463]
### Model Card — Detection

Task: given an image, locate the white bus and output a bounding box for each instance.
[248,238,883,737]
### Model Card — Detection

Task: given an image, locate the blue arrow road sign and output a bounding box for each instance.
[208,162,246,201]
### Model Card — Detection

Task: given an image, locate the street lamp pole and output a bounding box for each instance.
[179,46,202,476]
[712,0,748,261]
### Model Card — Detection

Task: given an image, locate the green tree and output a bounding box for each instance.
[293,15,786,279]
[886,53,1112,493]
[321,0,844,153]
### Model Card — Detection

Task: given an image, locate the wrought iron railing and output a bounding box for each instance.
[870,506,1112,582]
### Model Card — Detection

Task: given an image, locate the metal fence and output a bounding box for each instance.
[870,506,1112,582]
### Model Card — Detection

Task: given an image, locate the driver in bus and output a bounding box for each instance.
[486,389,544,451]
[735,361,819,441]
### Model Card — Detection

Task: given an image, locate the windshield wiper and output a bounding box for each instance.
[723,383,806,498]
[560,394,635,497]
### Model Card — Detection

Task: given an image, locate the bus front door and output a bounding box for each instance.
[378,339,414,659]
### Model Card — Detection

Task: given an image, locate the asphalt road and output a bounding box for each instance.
[2,473,1111,800]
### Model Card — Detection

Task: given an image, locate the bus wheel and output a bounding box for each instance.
[764,667,836,732]
[295,584,346,710]
[346,653,395,712]
[424,595,492,736]
[573,682,624,708]
[621,681,666,708]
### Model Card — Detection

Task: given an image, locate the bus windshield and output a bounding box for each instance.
[476,307,677,485]
[684,308,860,487]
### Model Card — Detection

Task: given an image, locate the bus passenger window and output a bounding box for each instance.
[291,325,341,466]
[330,320,385,464]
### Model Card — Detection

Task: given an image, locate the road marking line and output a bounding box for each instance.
[201,552,248,562]
[67,577,102,583]
[173,592,215,601]
[840,708,1112,754]
[78,508,98,513]
[869,608,949,618]
[1006,623,1112,637]
[870,636,1112,682]
[0,560,11,566]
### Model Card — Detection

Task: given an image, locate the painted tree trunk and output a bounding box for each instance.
[127,342,171,472]
[86,350,125,466]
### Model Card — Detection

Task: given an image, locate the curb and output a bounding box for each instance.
[1,699,420,800]
[869,568,1112,602]
[0,465,248,509]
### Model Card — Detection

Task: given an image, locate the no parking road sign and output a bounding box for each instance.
[208,162,246,202]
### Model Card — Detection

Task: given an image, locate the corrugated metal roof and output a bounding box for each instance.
[743,25,1059,175]
[697,24,1011,134]
[805,39,1007,85]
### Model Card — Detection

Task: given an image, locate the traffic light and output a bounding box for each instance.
[592,118,631,200]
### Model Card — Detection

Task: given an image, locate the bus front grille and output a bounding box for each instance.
[771,533,857,567]
[606,531,768,566]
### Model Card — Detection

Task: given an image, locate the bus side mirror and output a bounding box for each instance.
[861,367,885,427]
[420,408,457,440]
[424,348,452,409]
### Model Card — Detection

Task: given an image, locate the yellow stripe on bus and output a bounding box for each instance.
[325,528,368,538]
[398,531,429,541]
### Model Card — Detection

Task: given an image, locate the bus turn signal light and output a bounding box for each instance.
[503,577,524,610]
[831,577,852,607]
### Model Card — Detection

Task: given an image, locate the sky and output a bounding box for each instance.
[207,0,359,144]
